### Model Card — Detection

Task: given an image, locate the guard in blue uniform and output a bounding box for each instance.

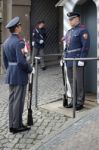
[3,16,32,133]
[64,12,90,110]
[32,21,46,70]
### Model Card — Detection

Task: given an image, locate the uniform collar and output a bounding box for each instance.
[72,23,80,29]
[12,33,19,35]
[12,33,20,38]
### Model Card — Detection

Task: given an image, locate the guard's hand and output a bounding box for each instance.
[39,40,44,44]
[60,59,63,67]
[32,67,35,74]
[78,61,84,67]
[32,41,35,46]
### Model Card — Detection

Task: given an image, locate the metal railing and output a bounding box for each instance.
[64,57,99,118]
[34,55,99,118]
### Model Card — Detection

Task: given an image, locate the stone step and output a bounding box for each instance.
[40,94,98,118]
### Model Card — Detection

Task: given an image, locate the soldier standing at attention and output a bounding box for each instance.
[32,21,47,70]
[3,16,32,133]
[62,12,90,110]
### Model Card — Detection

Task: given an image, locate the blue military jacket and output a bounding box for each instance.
[3,33,32,85]
[64,24,90,67]
[32,27,46,49]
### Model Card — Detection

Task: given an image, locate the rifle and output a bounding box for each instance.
[61,56,68,107]
[27,49,34,126]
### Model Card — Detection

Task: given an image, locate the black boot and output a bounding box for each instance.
[41,66,47,70]
[9,127,13,133]
[76,104,83,110]
[63,94,68,107]
[12,126,31,134]
[65,102,73,108]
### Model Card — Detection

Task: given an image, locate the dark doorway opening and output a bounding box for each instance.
[30,0,63,59]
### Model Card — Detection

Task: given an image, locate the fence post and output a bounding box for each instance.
[73,60,76,118]
[35,57,39,109]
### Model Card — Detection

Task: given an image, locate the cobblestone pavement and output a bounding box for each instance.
[0,66,68,150]
[33,107,99,150]
[32,65,64,105]
[1,66,98,150]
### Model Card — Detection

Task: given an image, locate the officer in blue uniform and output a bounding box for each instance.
[3,16,32,133]
[32,21,46,70]
[64,12,90,110]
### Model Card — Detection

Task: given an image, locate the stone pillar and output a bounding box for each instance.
[0,0,3,74]
[3,0,12,40]
[6,0,12,36]
[1,0,12,74]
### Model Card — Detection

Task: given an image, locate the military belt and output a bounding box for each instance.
[67,48,81,53]
[9,62,17,66]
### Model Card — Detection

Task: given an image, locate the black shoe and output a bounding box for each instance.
[12,126,31,134]
[41,66,47,70]
[76,105,83,110]
[9,127,14,133]
[66,103,73,108]
[63,95,68,107]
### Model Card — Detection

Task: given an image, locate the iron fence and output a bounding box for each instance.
[34,55,99,118]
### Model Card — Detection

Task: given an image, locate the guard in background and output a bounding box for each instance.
[32,21,47,70]
[3,16,32,133]
[63,12,90,110]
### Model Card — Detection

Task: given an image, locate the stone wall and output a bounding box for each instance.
[1,0,31,74]
[2,0,31,41]
[12,0,31,40]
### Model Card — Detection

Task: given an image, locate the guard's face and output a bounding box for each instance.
[39,23,45,29]
[16,24,22,33]
[69,17,80,27]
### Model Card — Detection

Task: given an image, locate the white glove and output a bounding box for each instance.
[60,59,63,67]
[39,40,44,44]
[32,67,35,74]
[32,41,35,46]
[78,61,84,67]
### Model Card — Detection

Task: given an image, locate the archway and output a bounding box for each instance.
[74,0,97,94]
